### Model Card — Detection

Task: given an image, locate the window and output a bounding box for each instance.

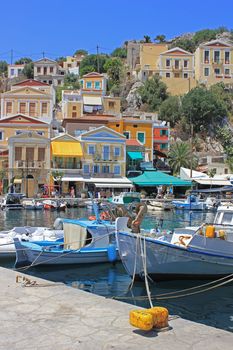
[57,80,62,85]
[49,80,53,84]
[114,165,121,175]
[184,73,188,78]
[123,131,130,139]
[165,73,170,78]
[214,51,220,63]
[114,147,120,157]
[204,50,209,63]
[137,132,145,144]
[10,69,14,76]
[6,102,12,114]
[50,67,53,73]
[116,124,120,127]
[103,145,110,160]
[72,112,77,118]
[102,165,110,173]
[225,51,230,64]
[174,60,179,69]
[225,168,228,174]
[44,67,47,75]
[37,131,44,136]
[19,102,26,114]
[15,147,22,161]
[94,81,100,89]
[29,102,36,116]
[26,147,34,161]
[109,101,115,108]
[42,102,48,114]
[72,106,76,110]
[214,68,220,75]
[160,129,168,136]
[88,145,95,155]
[15,130,23,135]
[86,81,92,89]
[225,68,230,75]
[83,164,90,174]
[174,73,180,78]
[38,148,45,161]
[160,143,168,150]
[133,124,138,128]
[93,165,100,173]
[204,67,209,77]
[166,59,170,67]
[37,67,41,73]
[0,131,4,141]
[184,60,188,68]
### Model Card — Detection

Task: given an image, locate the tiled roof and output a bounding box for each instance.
[126,139,142,146]
[13,79,49,87]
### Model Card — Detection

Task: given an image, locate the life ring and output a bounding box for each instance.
[100,211,110,220]
[88,215,96,221]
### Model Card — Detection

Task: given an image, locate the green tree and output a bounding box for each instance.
[64,73,80,89]
[209,82,233,114]
[216,126,233,172]
[74,49,88,56]
[22,62,34,79]
[171,38,196,53]
[168,142,198,175]
[154,34,166,43]
[143,35,152,43]
[79,54,108,76]
[15,57,32,64]
[182,87,228,132]
[159,96,182,126]
[0,61,8,76]
[55,56,67,63]
[104,58,124,84]
[138,75,168,112]
[111,47,127,58]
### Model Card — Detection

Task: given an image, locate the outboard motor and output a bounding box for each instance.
[53,217,63,230]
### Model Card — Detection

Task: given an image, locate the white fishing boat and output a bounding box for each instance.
[14,218,117,268]
[147,200,174,211]
[172,194,206,210]
[115,204,233,280]
[0,226,64,258]
[111,192,141,205]
[22,199,44,210]
[1,193,24,210]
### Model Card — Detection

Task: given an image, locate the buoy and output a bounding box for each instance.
[129,307,169,331]
[88,215,96,221]
[107,244,117,263]
[205,225,215,238]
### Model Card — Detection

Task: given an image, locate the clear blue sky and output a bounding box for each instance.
[1,0,233,62]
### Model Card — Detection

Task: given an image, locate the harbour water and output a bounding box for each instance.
[0,208,233,333]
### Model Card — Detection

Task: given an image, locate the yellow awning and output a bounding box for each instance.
[14,179,22,184]
[51,142,83,157]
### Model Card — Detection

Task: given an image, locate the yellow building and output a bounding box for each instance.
[51,134,83,195]
[108,118,153,161]
[63,54,85,75]
[0,79,54,122]
[80,72,107,95]
[159,47,197,95]
[136,43,168,81]
[195,39,233,87]
[8,131,51,197]
[0,115,50,184]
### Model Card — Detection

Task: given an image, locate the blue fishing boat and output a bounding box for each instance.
[172,194,206,210]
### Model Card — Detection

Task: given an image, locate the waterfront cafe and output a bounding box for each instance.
[129,170,192,196]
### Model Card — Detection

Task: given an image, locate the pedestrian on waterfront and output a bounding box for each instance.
[70,186,75,198]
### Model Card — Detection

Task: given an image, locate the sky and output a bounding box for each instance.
[1,0,233,62]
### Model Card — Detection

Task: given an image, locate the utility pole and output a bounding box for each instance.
[10,49,13,65]
[96,45,100,73]
[190,122,193,180]
[42,51,45,58]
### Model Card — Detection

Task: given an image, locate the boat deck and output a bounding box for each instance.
[0,267,232,349]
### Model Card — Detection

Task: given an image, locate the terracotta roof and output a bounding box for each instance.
[82,72,104,78]
[126,139,142,146]
[13,79,49,87]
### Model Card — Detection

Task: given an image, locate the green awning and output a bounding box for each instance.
[127,151,143,160]
[130,170,192,187]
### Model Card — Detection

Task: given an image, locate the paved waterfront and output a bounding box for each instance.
[0,267,233,349]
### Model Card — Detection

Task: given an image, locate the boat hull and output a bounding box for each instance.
[116,231,233,280]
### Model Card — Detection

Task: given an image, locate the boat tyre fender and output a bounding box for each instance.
[53,217,63,230]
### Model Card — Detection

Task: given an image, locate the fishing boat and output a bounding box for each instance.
[147,200,174,211]
[43,199,66,210]
[0,226,64,258]
[115,204,233,281]
[111,192,141,205]
[172,194,206,210]
[1,193,24,210]
[14,218,118,267]
[22,199,44,210]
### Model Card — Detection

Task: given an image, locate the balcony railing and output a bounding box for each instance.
[15,160,46,168]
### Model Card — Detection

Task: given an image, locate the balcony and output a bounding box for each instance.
[172,66,182,72]
[15,160,46,169]
[212,60,223,66]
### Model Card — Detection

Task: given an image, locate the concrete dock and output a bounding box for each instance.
[0,267,232,350]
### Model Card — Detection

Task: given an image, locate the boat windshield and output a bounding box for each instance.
[221,212,233,225]
[6,195,21,205]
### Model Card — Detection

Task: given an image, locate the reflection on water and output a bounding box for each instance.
[0,208,233,332]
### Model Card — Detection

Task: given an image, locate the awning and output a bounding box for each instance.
[51,142,83,157]
[62,176,84,182]
[127,151,143,160]
[130,170,192,187]
[194,179,231,186]
[83,96,102,105]
[14,179,22,184]
[94,183,133,188]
